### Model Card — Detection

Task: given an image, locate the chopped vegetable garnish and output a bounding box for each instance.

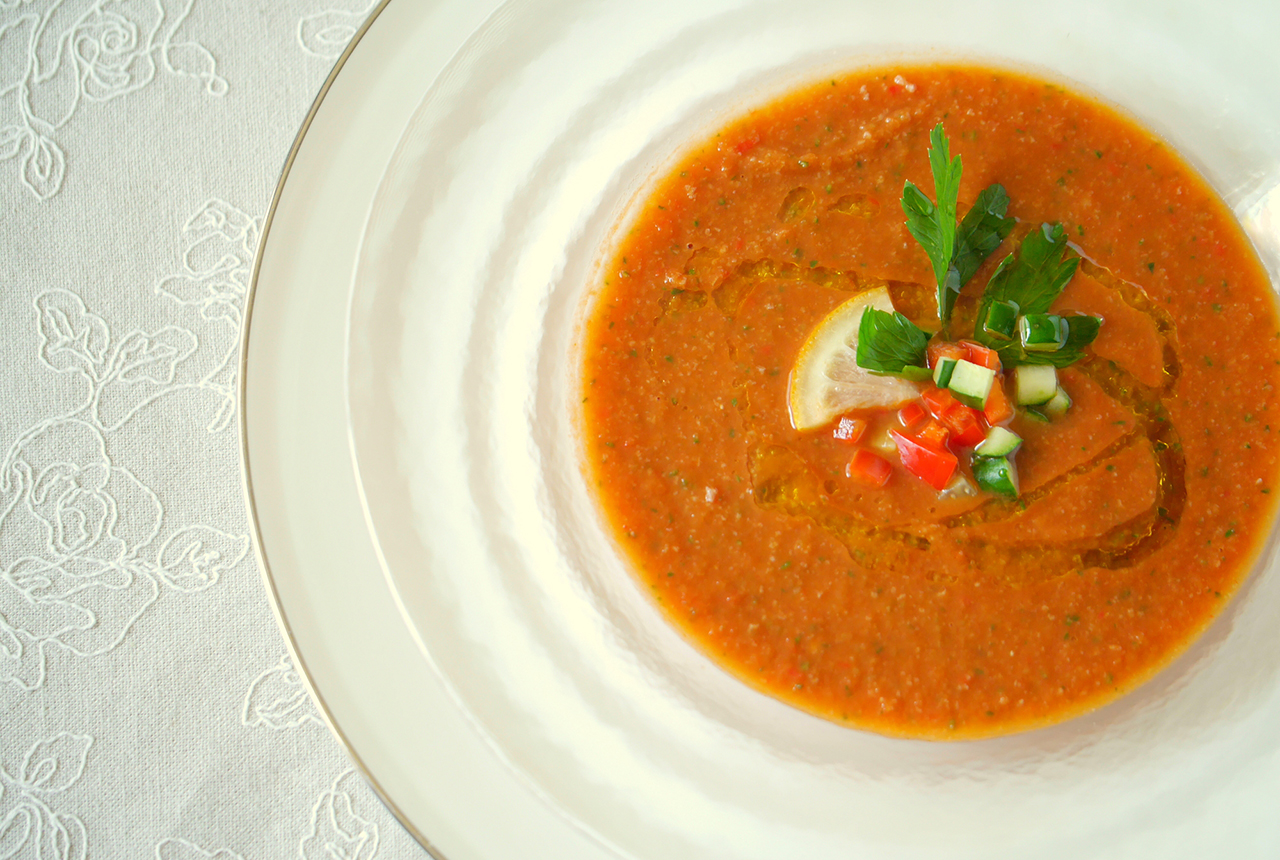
[940,401,987,447]
[932,356,958,387]
[927,341,967,368]
[983,379,1014,425]
[972,455,1019,497]
[962,341,1001,371]
[975,426,1022,457]
[847,448,893,486]
[1042,386,1073,418]
[948,359,996,408]
[898,401,927,428]
[1013,364,1058,406]
[917,419,951,448]
[889,429,958,490]
[813,123,1105,501]
[920,385,957,417]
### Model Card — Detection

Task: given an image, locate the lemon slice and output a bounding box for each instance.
[788,286,921,431]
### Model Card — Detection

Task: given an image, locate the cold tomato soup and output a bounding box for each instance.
[577,65,1280,739]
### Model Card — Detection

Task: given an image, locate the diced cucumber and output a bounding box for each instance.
[1043,385,1072,418]
[1019,313,1068,352]
[932,356,958,388]
[899,364,933,382]
[972,455,1019,497]
[975,426,1022,457]
[1013,364,1057,406]
[947,359,996,408]
[1022,408,1051,423]
[982,300,1019,341]
[938,472,979,499]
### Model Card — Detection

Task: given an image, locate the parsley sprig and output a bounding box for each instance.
[855,122,1100,377]
[901,125,961,329]
[901,123,1015,335]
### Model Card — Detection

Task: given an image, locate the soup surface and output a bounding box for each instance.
[578,64,1280,738]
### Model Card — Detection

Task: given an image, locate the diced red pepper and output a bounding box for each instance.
[983,378,1014,425]
[916,420,950,449]
[960,340,1001,371]
[898,401,927,429]
[847,449,892,487]
[920,385,957,418]
[832,416,868,444]
[927,341,967,369]
[940,402,987,448]
[889,429,958,490]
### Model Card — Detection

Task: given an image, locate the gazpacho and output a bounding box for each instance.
[577,64,1280,738]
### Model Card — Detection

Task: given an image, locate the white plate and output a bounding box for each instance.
[243,2,1280,859]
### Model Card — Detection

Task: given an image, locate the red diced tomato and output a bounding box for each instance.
[920,385,957,417]
[983,379,1014,425]
[961,340,1001,371]
[927,341,967,369]
[916,420,950,448]
[898,401,927,428]
[940,402,987,448]
[889,430,958,490]
[833,416,868,443]
[847,449,892,487]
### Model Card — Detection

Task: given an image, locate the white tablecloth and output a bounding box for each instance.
[1,2,428,857]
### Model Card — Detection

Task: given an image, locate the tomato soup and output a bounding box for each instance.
[577,65,1280,739]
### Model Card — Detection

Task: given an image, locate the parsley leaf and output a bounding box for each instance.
[953,183,1016,288]
[901,127,1013,333]
[856,308,929,375]
[981,222,1080,314]
[1048,314,1102,365]
[902,123,962,329]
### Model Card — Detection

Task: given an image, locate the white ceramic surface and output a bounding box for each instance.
[246,1,1280,859]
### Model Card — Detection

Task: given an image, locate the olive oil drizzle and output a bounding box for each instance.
[655,242,1187,583]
